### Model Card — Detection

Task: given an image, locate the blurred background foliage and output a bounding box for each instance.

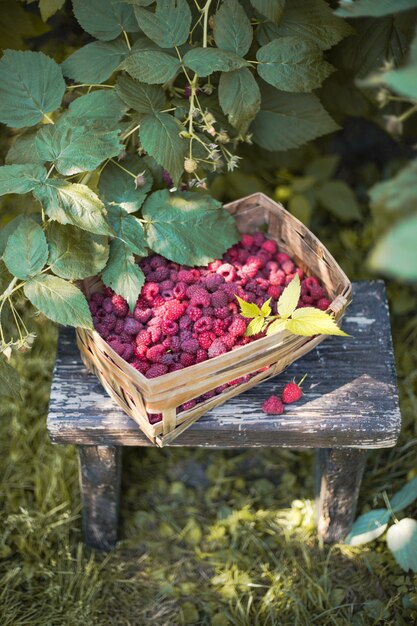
[1,1,417,624]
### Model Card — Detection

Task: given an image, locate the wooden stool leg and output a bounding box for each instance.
[315,448,367,543]
[78,446,122,551]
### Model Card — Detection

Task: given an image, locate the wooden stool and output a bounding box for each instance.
[47,281,401,551]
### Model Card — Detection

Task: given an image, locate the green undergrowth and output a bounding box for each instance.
[1,280,417,625]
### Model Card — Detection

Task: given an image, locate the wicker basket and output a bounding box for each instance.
[77,192,352,446]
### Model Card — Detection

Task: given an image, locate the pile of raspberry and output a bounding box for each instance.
[88,231,330,423]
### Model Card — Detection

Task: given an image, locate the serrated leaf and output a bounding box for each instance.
[3,218,48,280]
[368,216,417,281]
[245,316,265,337]
[35,119,122,176]
[121,50,180,84]
[99,157,153,213]
[34,180,113,236]
[116,75,166,113]
[0,164,47,196]
[0,215,42,256]
[252,85,339,151]
[183,48,249,77]
[47,223,109,280]
[62,38,129,84]
[384,63,417,101]
[236,296,262,318]
[317,180,362,222]
[213,0,253,57]
[391,477,417,513]
[6,131,45,166]
[102,239,145,310]
[386,519,417,573]
[142,190,239,265]
[277,274,300,318]
[72,0,138,41]
[261,298,272,317]
[219,68,261,134]
[335,0,417,18]
[250,0,285,24]
[139,112,186,185]
[39,0,65,21]
[134,0,191,48]
[266,318,288,335]
[24,274,93,329]
[276,0,353,50]
[0,357,21,399]
[0,50,65,128]
[287,307,349,337]
[369,159,417,213]
[107,205,147,254]
[64,90,128,128]
[345,509,390,546]
[257,37,334,92]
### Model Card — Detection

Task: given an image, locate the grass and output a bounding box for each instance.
[1,292,417,626]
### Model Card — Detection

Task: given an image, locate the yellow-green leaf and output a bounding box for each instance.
[260,297,272,317]
[266,318,288,335]
[245,316,265,336]
[277,274,300,319]
[287,307,348,337]
[236,296,261,318]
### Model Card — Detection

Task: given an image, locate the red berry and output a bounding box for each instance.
[262,395,284,415]
[317,298,331,311]
[146,364,168,378]
[164,300,186,321]
[281,381,303,404]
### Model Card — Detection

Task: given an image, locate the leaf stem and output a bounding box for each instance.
[121,124,141,140]
[202,0,213,48]
[46,164,55,179]
[398,103,417,123]
[43,113,55,124]
[382,491,399,524]
[66,84,115,89]
[110,158,137,178]
[122,30,132,50]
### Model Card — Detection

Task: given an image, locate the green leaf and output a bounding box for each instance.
[102,239,145,310]
[72,0,138,41]
[288,194,313,226]
[368,216,417,281]
[6,131,45,166]
[64,90,128,128]
[384,62,417,101]
[116,75,166,113]
[256,37,334,92]
[34,180,114,236]
[47,223,109,280]
[335,0,417,18]
[24,274,93,329]
[35,119,122,176]
[139,112,186,185]
[250,0,285,24]
[345,509,390,546]
[261,298,272,317]
[142,190,239,265]
[236,296,262,318]
[386,518,417,573]
[219,68,261,134]
[0,50,65,128]
[305,155,339,183]
[121,50,180,84]
[391,477,417,513]
[0,164,47,196]
[39,0,65,21]
[0,357,21,399]
[287,307,349,337]
[251,85,339,151]
[3,218,48,280]
[62,39,129,84]
[266,318,288,335]
[317,181,362,222]
[213,0,253,57]
[183,48,249,77]
[134,0,191,48]
[99,157,153,213]
[276,0,353,50]
[107,205,147,255]
[245,316,265,337]
[277,274,300,318]
[370,159,417,214]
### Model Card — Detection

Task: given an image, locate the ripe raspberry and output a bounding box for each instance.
[204,273,225,292]
[181,338,199,354]
[241,258,262,278]
[317,298,331,311]
[256,277,269,291]
[241,233,254,248]
[153,266,170,282]
[170,363,185,372]
[124,318,142,335]
[228,374,250,386]
[136,330,152,346]
[108,339,125,356]
[262,395,284,415]
[111,295,129,318]
[229,316,247,337]
[179,329,193,342]
[91,292,105,305]
[194,316,213,333]
[186,285,210,307]
[181,399,197,411]
[216,263,236,282]
[102,313,116,332]
[261,239,278,254]
[134,307,152,323]
[202,390,216,400]
[161,288,174,300]
[102,297,113,313]
[295,268,304,280]
[162,319,179,335]
[304,276,320,290]
[103,286,114,297]
[170,270,178,282]
[150,255,167,269]
[281,260,295,275]
[276,252,290,264]
[164,300,186,321]
[301,295,314,305]
[237,248,250,264]
[170,335,181,352]
[310,285,326,300]
[180,352,196,367]
[123,344,134,361]
[196,348,208,363]
[211,290,229,308]
[178,269,196,284]
[179,315,192,329]
[89,301,99,315]
[146,344,166,363]
[142,282,160,302]
[173,281,187,300]
[208,338,227,358]
[208,259,222,271]
[202,306,214,317]
[213,318,228,335]
[220,282,240,301]
[186,305,202,322]
[267,285,283,299]
[214,306,230,320]
[131,360,150,375]
[253,231,265,247]
[95,323,110,339]
[146,364,168,378]
[214,384,229,394]
[269,270,285,286]
[221,333,236,349]
[228,302,238,315]
[149,326,162,343]
[198,331,216,350]
[148,412,163,423]
[160,353,176,366]
[281,380,303,404]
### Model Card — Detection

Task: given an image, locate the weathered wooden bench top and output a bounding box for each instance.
[47,281,401,449]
